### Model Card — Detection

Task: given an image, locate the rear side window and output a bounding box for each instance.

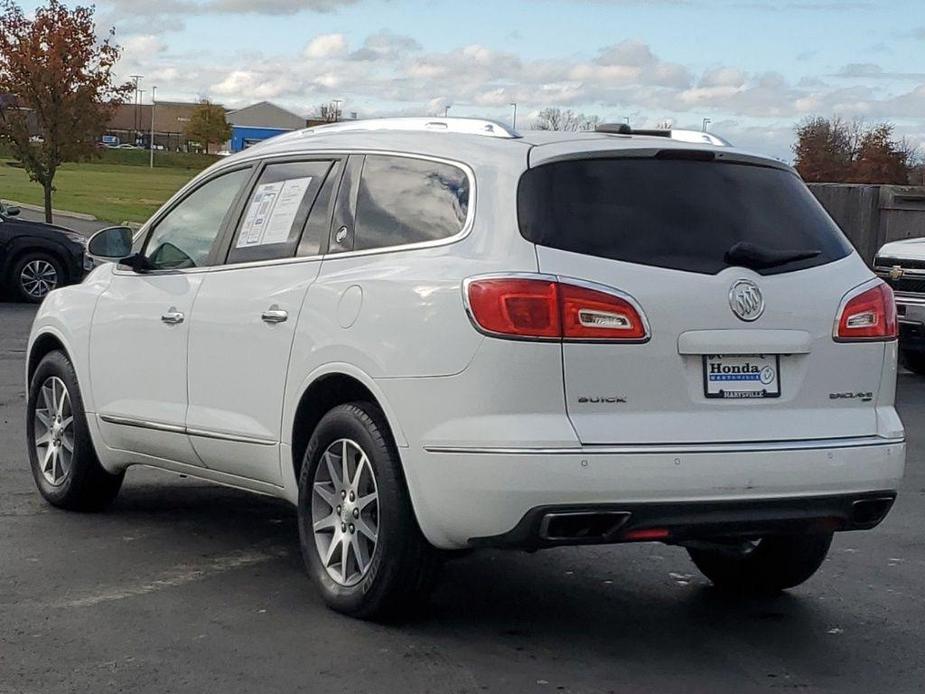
[228,160,332,264]
[352,155,469,251]
[518,158,853,275]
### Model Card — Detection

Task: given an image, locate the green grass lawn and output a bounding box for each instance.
[0,159,203,223]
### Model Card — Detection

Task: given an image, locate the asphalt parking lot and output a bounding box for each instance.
[1,301,923,694]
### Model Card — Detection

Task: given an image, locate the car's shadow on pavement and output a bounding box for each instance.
[424,546,845,673]
[101,473,850,678]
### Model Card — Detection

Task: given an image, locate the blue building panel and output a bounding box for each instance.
[231,125,293,153]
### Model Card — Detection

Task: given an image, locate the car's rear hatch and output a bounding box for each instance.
[519,146,888,445]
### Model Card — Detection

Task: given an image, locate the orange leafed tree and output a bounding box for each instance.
[851,124,913,185]
[0,0,133,222]
[794,117,916,185]
[792,117,854,183]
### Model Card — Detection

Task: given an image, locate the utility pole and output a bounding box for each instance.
[137,90,145,145]
[510,103,517,129]
[332,99,343,122]
[150,86,157,168]
[444,105,450,118]
[702,117,711,132]
[130,75,143,142]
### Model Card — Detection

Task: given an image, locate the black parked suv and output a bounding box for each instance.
[0,202,87,302]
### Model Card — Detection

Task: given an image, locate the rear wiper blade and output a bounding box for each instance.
[724,241,821,270]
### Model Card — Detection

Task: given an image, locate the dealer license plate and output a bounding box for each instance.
[703,354,781,399]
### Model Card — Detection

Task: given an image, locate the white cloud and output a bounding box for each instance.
[121,34,167,59]
[108,24,925,162]
[426,97,452,116]
[595,39,658,68]
[305,33,349,59]
[349,31,421,61]
[700,67,747,89]
[97,0,359,35]
[208,0,358,13]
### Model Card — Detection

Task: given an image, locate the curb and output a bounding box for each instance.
[4,200,98,222]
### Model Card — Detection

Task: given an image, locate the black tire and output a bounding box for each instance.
[26,350,124,511]
[687,532,833,594]
[11,251,65,303]
[297,401,439,621]
[901,350,925,376]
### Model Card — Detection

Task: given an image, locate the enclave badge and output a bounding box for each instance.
[729,279,764,322]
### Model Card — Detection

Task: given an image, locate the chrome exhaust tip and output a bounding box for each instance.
[538,511,632,542]
[850,496,895,529]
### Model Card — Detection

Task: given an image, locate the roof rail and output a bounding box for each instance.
[596,123,732,147]
[302,117,522,139]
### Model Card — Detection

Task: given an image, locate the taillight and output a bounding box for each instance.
[465,277,561,339]
[559,283,649,341]
[465,275,649,342]
[834,281,897,342]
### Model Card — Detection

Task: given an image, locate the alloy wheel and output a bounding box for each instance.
[311,438,379,587]
[33,376,74,486]
[20,259,58,299]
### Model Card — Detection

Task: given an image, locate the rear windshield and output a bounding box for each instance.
[517,157,853,275]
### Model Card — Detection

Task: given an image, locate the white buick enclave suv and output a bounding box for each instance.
[26,118,905,619]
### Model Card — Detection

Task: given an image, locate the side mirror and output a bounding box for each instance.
[3,205,20,217]
[87,226,134,261]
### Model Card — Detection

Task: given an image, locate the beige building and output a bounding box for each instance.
[106,101,222,151]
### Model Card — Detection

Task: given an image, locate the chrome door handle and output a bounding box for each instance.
[161,309,184,325]
[261,306,288,324]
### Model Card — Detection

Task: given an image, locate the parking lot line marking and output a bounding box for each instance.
[56,547,288,608]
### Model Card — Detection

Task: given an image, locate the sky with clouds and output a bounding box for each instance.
[18,0,925,160]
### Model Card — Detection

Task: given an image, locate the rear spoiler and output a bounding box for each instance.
[595,124,733,148]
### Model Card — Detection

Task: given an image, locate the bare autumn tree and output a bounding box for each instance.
[0,0,132,222]
[184,100,231,153]
[794,116,918,184]
[532,107,600,132]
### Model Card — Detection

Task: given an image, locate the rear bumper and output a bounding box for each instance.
[470,492,897,550]
[403,437,906,549]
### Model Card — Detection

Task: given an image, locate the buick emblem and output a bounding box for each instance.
[729,279,764,322]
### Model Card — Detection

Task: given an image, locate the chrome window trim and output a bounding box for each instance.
[99,414,276,446]
[328,151,477,260]
[423,435,904,456]
[114,149,477,275]
[113,252,325,276]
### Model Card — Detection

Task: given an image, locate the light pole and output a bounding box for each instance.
[702,117,711,132]
[130,75,143,141]
[137,90,145,145]
[510,102,517,129]
[150,86,157,168]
